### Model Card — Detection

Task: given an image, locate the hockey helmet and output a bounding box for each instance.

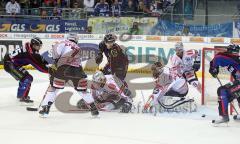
[151,61,164,78]
[31,37,42,46]
[174,42,184,52]
[92,71,106,85]
[67,33,79,44]
[104,33,116,43]
[227,44,240,54]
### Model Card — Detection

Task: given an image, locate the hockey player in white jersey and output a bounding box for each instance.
[77,71,133,113]
[39,33,99,117]
[143,61,193,111]
[167,42,202,94]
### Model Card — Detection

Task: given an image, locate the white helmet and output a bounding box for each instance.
[67,33,79,44]
[92,71,106,84]
[174,42,184,52]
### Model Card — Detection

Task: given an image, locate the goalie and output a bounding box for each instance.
[143,61,194,111]
[209,44,240,124]
[77,71,133,113]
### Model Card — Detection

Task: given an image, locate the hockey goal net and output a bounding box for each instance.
[202,47,234,114]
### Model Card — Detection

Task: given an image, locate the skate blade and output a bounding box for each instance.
[39,114,48,118]
[19,102,34,106]
[212,122,229,127]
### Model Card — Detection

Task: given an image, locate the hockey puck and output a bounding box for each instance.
[201,114,206,117]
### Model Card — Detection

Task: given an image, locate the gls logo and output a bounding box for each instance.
[46,25,60,32]
[30,24,60,32]
[0,24,25,32]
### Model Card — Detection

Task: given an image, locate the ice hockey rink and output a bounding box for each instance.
[0,70,239,144]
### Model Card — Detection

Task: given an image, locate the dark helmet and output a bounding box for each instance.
[104,33,116,43]
[31,37,42,46]
[227,44,240,54]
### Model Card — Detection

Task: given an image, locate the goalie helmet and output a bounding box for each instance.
[67,33,79,44]
[92,71,106,85]
[151,61,164,78]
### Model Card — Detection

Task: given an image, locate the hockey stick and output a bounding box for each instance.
[216,76,239,115]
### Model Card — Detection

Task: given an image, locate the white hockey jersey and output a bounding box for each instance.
[167,49,199,79]
[52,40,81,67]
[91,75,129,102]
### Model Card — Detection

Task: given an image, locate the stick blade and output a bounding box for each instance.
[26,107,38,111]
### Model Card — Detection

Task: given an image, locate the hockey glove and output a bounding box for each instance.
[120,102,132,113]
[48,64,57,75]
[95,53,103,65]
[193,61,200,71]
[209,66,219,78]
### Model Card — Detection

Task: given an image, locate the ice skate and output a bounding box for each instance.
[233,115,240,121]
[19,96,34,106]
[89,103,99,117]
[212,116,229,126]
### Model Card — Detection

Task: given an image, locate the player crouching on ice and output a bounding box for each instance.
[3,37,48,104]
[39,33,99,118]
[77,71,133,113]
[209,44,240,124]
[143,61,196,112]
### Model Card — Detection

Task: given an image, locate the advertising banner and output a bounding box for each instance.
[0,18,87,33]
[150,20,232,37]
[88,17,158,35]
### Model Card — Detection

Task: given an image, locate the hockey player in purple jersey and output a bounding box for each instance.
[3,37,48,104]
[209,44,240,124]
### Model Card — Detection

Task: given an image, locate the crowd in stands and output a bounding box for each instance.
[0,0,174,18]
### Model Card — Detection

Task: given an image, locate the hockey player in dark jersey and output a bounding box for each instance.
[95,33,129,81]
[209,44,240,124]
[3,37,48,104]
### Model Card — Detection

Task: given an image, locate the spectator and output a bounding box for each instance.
[30,0,40,15]
[5,0,21,15]
[70,2,83,19]
[86,26,92,34]
[50,7,61,19]
[162,0,171,12]
[84,0,95,11]
[41,9,49,19]
[128,22,143,35]
[94,0,109,16]
[124,0,136,12]
[150,0,161,17]
[42,0,55,7]
[136,0,151,15]
[111,0,121,17]
[71,0,84,8]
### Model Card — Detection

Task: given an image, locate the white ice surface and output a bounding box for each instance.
[0,70,239,144]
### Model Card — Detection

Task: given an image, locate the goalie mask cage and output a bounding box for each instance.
[202,47,234,114]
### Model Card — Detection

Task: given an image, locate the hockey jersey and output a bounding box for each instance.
[91,75,129,102]
[167,49,199,79]
[52,40,81,67]
[211,52,240,81]
[5,42,48,73]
